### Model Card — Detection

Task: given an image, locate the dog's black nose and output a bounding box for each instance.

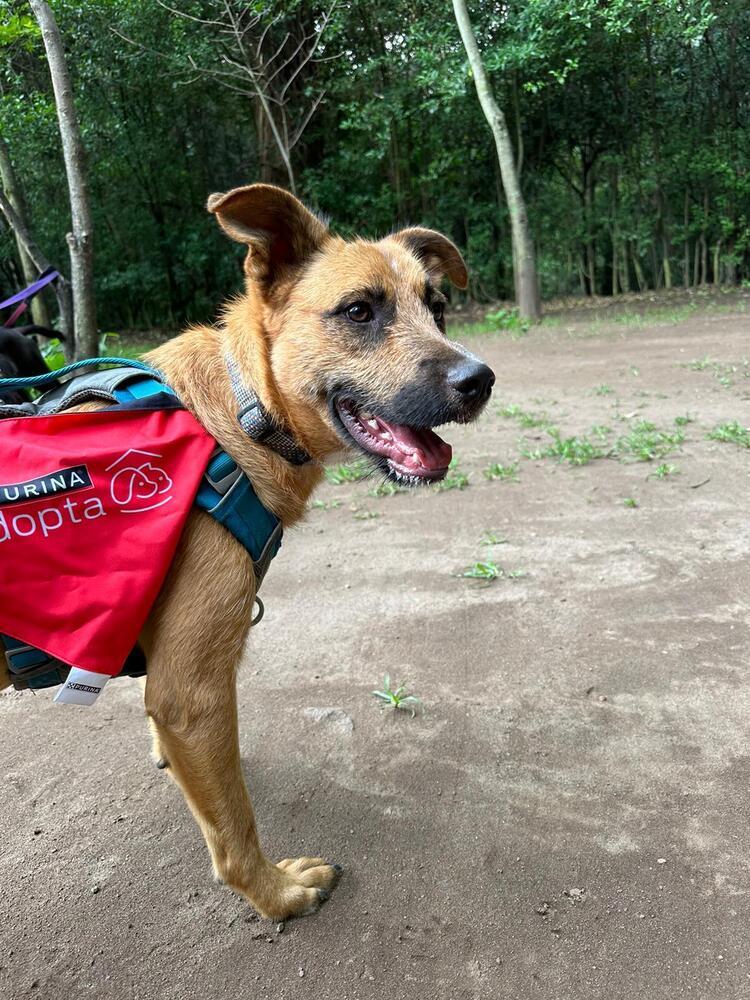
[447,360,495,401]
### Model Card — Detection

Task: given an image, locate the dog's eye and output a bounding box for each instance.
[432,301,445,325]
[345,302,373,323]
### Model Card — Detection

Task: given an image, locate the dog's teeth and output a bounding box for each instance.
[381,430,392,440]
[366,418,379,430]
[360,410,373,420]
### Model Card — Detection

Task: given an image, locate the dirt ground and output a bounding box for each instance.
[2,297,750,1000]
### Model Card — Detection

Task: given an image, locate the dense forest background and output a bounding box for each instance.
[1,0,749,330]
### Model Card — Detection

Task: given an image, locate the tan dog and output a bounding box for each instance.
[5,185,495,921]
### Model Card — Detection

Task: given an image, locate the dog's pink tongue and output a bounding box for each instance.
[378,418,452,472]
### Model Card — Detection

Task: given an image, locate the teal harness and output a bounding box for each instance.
[0,357,284,690]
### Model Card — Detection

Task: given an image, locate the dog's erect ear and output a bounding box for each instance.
[391,227,468,289]
[207,184,328,284]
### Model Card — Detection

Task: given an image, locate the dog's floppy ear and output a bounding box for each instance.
[391,227,468,289]
[207,184,328,284]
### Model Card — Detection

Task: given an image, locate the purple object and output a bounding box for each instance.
[0,268,60,315]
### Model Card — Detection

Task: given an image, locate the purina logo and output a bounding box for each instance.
[0,451,174,544]
[0,465,92,507]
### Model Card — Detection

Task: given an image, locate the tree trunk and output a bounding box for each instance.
[0,188,73,343]
[683,190,690,290]
[0,137,51,327]
[452,0,541,322]
[712,241,722,287]
[631,246,646,293]
[30,0,97,359]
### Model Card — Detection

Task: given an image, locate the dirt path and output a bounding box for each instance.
[1,306,749,999]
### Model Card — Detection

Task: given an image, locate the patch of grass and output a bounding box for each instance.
[683,357,750,388]
[372,675,422,717]
[367,479,409,497]
[687,356,714,371]
[613,421,684,462]
[650,463,679,479]
[484,461,519,482]
[461,561,502,580]
[353,509,379,520]
[433,459,470,492]
[459,560,527,582]
[707,420,750,448]
[311,499,342,510]
[324,458,372,484]
[623,497,639,508]
[674,414,694,427]
[450,307,530,341]
[539,430,607,466]
[499,403,552,429]
[594,384,614,396]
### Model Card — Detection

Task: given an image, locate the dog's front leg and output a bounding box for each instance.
[142,514,340,921]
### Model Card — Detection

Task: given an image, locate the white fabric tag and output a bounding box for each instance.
[53,668,110,706]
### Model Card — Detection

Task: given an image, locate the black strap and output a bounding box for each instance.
[225,350,312,466]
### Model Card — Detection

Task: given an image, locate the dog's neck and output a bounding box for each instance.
[146,304,327,527]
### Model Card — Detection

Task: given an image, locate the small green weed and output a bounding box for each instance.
[594,384,614,396]
[324,458,372,484]
[461,561,502,580]
[368,479,409,497]
[484,461,519,482]
[541,430,606,466]
[650,463,679,479]
[433,460,469,492]
[353,509,379,520]
[674,414,694,427]
[311,499,342,510]
[614,421,684,462]
[372,675,422,717]
[623,497,639,508]
[707,420,750,448]
[499,403,552,429]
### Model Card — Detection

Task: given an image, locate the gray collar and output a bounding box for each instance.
[225,351,312,466]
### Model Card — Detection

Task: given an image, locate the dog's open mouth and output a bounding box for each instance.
[335,398,452,481]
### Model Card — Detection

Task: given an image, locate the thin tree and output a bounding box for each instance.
[452,0,541,322]
[29,0,97,358]
[133,1,338,195]
[0,135,51,327]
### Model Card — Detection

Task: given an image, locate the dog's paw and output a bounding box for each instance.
[262,857,342,921]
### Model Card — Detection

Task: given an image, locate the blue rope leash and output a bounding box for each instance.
[0,356,160,389]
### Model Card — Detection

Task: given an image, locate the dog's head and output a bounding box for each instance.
[209,184,494,484]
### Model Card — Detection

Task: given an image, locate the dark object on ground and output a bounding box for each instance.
[0,325,63,404]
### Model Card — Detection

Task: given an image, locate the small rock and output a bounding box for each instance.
[302,707,354,735]
[536,902,551,916]
[298,967,305,978]
[564,887,586,903]
[91,885,100,895]
[276,923,285,934]
[656,858,667,865]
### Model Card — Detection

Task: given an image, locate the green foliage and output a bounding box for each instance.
[536,430,607,465]
[1,0,750,328]
[461,561,502,580]
[484,461,519,481]
[324,459,373,484]
[613,422,685,462]
[432,460,470,492]
[707,420,750,448]
[372,675,422,717]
